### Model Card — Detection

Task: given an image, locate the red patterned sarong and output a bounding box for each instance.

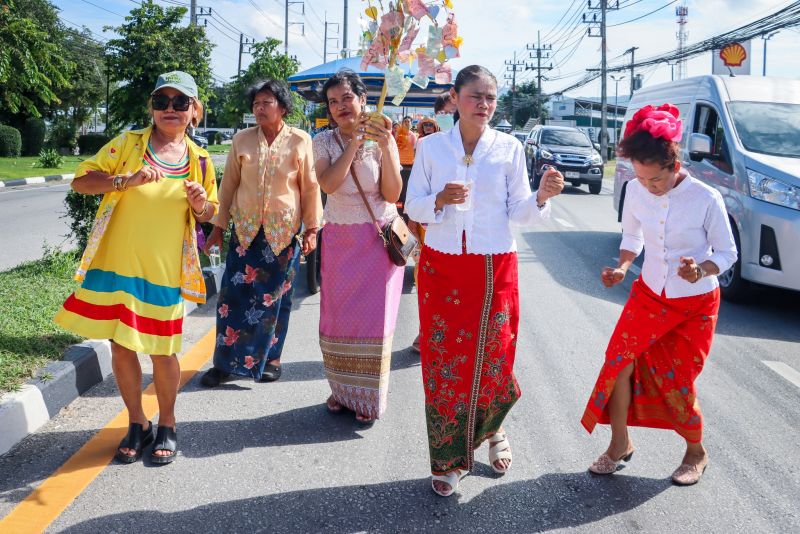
[581,278,720,443]
[418,246,521,475]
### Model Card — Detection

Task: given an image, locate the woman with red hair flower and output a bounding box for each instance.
[581,103,737,486]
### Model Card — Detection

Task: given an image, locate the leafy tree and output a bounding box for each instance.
[58,27,106,134]
[497,81,549,129]
[104,2,213,132]
[216,39,302,128]
[0,0,72,124]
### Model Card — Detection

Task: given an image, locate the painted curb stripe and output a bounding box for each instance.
[0,329,216,532]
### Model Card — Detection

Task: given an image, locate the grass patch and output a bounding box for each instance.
[0,156,84,181]
[604,160,617,178]
[0,249,81,393]
[205,144,230,154]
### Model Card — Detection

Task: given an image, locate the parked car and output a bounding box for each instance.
[512,130,527,144]
[613,74,800,301]
[525,125,604,194]
[188,132,208,149]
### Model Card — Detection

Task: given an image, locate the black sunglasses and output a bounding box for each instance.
[152,93,193,112]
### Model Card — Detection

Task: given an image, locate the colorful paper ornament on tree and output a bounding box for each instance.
[405,0,429,20]
[365,6,378,20]
[425,26,444,57]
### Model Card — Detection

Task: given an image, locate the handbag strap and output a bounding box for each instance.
[332,132,387,241]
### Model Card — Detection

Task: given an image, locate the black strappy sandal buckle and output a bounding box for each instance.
[150,426,178,465]
[115,421,155,464]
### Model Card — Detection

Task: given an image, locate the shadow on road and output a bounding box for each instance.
[57,471,671,533]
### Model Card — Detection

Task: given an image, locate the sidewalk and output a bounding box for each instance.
[0,266,225,457]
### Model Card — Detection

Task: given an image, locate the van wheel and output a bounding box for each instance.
[719,222,750,302]
[589,182,602,195]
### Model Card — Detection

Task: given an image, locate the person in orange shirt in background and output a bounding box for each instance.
[395,116,418,167]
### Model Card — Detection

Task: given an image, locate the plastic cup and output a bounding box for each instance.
[209,245,221,268]
[449,180,473,211]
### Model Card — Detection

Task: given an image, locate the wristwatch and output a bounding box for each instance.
[694,264,707,283]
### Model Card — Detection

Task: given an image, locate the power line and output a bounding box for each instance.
[609,0,678,27]
[78,0,125,17]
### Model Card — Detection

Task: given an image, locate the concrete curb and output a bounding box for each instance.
[0,174,74,188]
[0,263,225,456]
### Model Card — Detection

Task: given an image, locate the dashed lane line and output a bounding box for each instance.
[762,361,800,390]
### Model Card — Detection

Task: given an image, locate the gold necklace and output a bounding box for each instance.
[462,153,474,166]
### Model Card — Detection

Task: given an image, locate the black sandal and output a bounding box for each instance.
[150,425,178,465]
[115,421,155,464]
[258,363,282,382]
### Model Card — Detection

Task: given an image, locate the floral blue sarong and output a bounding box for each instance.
[212,227,300,380]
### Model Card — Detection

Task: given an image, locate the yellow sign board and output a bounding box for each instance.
[315,118,329,128]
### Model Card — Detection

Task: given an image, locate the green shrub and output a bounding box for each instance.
[46,116,77,153]
[22,118,47,156]
[0,125,22,157]
[64,189,101,253]
[77,134,110,155]
[38,148,63,169]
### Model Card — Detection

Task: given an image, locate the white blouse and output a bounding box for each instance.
[621,173,738,298]
[405,125,551,255]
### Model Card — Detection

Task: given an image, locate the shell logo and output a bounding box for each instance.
[719,43,747,67]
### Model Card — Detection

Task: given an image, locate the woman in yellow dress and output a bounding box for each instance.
[55,71,218,465]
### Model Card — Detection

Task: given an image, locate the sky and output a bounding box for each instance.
[53,0,799,99]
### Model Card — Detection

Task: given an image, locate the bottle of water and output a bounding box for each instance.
[209,245,221,268]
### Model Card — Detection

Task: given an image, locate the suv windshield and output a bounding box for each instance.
[541,129,592,147]
[728,101,800,158]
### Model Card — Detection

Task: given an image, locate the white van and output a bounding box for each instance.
[614,75,800,301]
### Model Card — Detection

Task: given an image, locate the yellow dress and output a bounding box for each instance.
[55,128,217,355]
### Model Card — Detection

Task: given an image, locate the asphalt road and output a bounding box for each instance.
[1,181,798,533]
[0,183,75,271]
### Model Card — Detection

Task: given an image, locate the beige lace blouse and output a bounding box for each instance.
[312,129,399,226]
[213,125,323,253]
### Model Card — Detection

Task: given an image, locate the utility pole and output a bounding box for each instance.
[623,46,639,97]
[238,33,255,78]
[342,0,349,58]
[189,0,197,25]
[285,1,305,56]
[762,32,778,76]
[324,12,340,62]
[610,74,625,143]
[584,1,620,162]
[504,52,525,127]
[526,31,553,123]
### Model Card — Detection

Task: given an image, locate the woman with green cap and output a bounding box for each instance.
[55,71,218,465]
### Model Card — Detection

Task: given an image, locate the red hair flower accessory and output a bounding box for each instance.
[624,103,682,142]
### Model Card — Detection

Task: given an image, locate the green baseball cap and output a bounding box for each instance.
[151,71,198,98]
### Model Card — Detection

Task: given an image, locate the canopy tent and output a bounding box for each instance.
[288,57,455,108]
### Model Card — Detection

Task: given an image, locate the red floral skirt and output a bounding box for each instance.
[418,246,521,475]
[581,278,720,443]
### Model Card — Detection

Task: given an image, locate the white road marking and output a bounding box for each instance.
[554,217,575,229]
[613,257,641,276]
[762,361,800,389]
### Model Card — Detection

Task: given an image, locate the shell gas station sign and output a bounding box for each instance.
[712,41,752,76]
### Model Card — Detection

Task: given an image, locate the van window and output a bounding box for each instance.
[728,101,800,158]
[693,104,733,174]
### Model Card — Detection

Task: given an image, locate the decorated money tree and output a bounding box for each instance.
[360,0,462,113]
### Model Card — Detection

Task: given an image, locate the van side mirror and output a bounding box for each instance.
[593,143,601,152]
[526,138,537,146]
[689,133,712,162]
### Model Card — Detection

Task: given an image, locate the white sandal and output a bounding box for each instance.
[488,430,513,474]
[430,469,468,497]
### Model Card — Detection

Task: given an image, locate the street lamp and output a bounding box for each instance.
[762,32,778,76]
[610,74,626,146]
